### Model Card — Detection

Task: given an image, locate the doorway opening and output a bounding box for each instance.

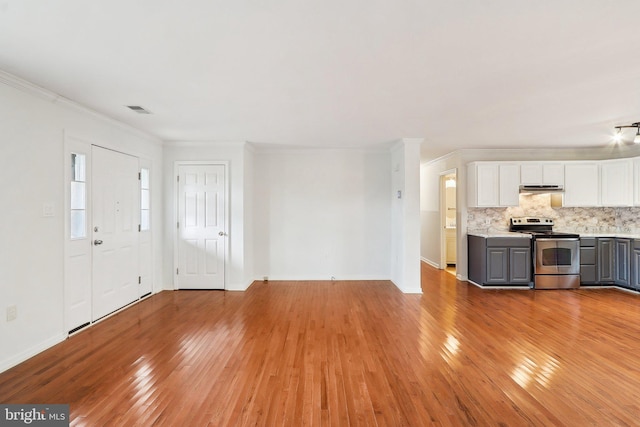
[440,170,457,277]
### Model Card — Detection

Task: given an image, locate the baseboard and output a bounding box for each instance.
[225,281,253,291]
[420,257,440,269]
[399,286,423,294]
[0,333,67,374]
[254,275,391,282]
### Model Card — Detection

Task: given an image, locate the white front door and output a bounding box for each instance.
[92,146,140,320]
[176,164,226,289]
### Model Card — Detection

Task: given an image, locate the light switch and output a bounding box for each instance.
[43,203,55,217]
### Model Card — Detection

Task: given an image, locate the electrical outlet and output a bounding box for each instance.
[7,305,17,322]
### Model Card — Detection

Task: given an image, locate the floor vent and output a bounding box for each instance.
[68,322,90,336]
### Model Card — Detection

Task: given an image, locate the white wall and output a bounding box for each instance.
[390,139,422,293]
[163,142,254,290]
[253,148,391,280]
[0,72,163,373]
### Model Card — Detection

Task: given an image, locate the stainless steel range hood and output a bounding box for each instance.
[519,184,564,194]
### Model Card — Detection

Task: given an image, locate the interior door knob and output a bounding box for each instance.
[218,231,226,236]
[94,239,103,246]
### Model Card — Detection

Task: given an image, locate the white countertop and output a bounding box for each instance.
[467,230,531,238]
[468,230,640,239]
[576,232,640,239]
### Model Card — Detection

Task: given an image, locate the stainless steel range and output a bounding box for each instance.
[509,217,581,289]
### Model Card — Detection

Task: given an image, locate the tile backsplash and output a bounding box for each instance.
[468,194,640,233]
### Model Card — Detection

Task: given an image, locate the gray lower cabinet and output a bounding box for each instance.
[632,240,640,290]
[468,235,532,286]
[509,247,532,284]
[598,238,615,283]
[580,238,597,284]
[615,239,631,288]
[486,247,508,283]
[582,237,639,290]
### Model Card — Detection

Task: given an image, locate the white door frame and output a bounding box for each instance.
[173,161,230,290]
[439,168,457,270]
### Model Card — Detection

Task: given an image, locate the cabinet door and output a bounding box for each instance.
[467,163,499,207]
[486,248,508,284]
[520,164,543,185]
[633,158,640,206]
[598,238,615,283]
[520,163,564,185]
[615,239,631,287]
[542,164,564,185]
[632,248,640,289]
[499,164,520,206]
[477,164,499,206]
[600,159,632,207]
[564,163,599,207]
[509,247,531,284]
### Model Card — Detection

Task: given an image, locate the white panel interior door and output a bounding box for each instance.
[177,164,226,289]
[92,146,140,320]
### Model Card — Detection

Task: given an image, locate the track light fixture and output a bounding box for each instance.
[614,122,640,144]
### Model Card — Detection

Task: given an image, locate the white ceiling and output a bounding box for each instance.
[2,1,640,161]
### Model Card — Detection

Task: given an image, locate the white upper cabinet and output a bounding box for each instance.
[467,157,640,208]
[635,158,640,206]
[520,163,564,186]
[468,163,498,207]
[499,164,520,206]
[600,159,633,207]
[563,162,599,207]
[467,162,519,207]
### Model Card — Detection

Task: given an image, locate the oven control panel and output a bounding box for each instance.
[510,217,553,226]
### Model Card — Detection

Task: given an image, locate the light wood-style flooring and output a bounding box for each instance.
[2,264,640,425]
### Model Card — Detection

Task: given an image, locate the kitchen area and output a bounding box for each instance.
[465,159,640,291]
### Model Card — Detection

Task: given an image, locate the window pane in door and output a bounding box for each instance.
[71,153,86,182]
[141,210,150,231]
[140,168,149,189]
[141,188,150,210]
[70,153,87,239]
[70,210,86,239]
[70,182,86,210]
[140,167,150,231]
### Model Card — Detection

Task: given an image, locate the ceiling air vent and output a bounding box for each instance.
[126,105,152,114]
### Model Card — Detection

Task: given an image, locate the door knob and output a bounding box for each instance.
[218,231,226,236]
[94,239,103,246]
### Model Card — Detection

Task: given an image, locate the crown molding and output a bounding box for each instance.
[163,140,248,148]
[0,69,162,145]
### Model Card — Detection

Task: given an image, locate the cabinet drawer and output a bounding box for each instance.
[580,247,596,265]
[580,238,596,247]
[634,240,640,250]
[486,238,531,247]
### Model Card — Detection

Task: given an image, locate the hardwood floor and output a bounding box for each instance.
[2,265,640,425]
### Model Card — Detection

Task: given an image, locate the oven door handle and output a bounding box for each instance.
[535,238,580,242]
